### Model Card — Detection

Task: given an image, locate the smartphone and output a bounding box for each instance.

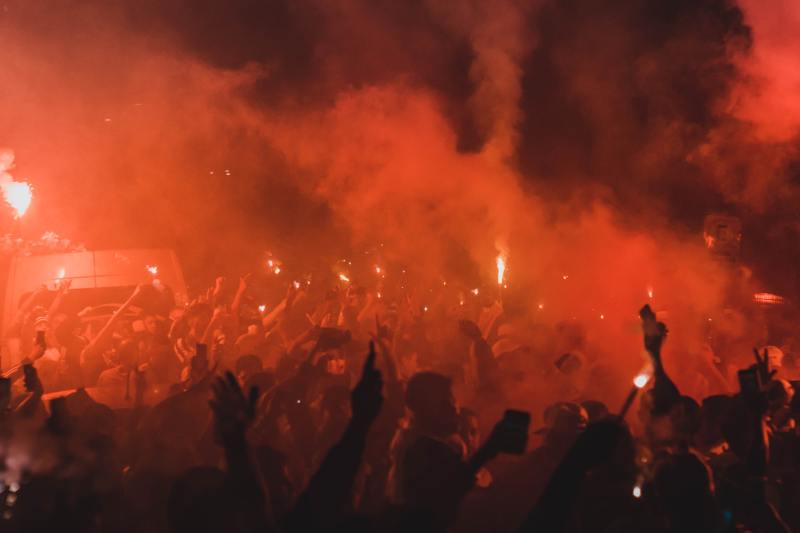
[35,330,46,349]
[738,367,761,399]
[499,409,531,454]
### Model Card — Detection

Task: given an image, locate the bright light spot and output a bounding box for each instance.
[442,280,447,286]
[562,274,568,280]
[471,288,479,296]
[459,299,465,306]
[267,259,274,268]
[633,485,642,498]
[339,273,350,283]
[634,373,650,388]
[647,286,654,299]
[145,265,158,275]
[753,292,784,305]
[374,265,382,274]
[258,304,266,313]
[600,314,605,320]
[2,181,32,218]
[273,266,281,275]
[377,292,383,299]
[538,303,544,310]
[293,280,301,289]
[496,254,507,285]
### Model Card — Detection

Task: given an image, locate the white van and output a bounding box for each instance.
[1,248,187,369]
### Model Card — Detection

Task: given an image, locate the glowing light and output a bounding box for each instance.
[374,265,382,275]
[634,373,650,389]
[258,304,266,313]
[647,286,654,299]
[339,273,350,283]
[562,274,568,280]
[267,259,274,268]
[145,265,158,275]
[633,485,642,498]
[600,314,605,320]
[423,306,429,312]
[753,292,784,305]
[293,280,301,289]
[377,292,383,299]
[496,254,507,285]
[538,303,544,310]
[2,181,32,218]
[471,288,479,296]
[273,266,281,275]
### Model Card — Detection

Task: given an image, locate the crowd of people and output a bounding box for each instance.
[0,267,799,532]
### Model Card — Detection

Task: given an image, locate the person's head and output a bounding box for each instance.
[143,314,159,335]
[406,372,458,437]
[458,407,480,454]
[652,451,717,531]
[115,339,140,369]
[244,371,276,398]
[235,354,263,386]
[581,400,610,423]
[543,402,588,446]
[695,395,735,451]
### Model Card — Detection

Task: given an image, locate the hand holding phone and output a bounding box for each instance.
[493,409,531,455]
[639,304,667,356]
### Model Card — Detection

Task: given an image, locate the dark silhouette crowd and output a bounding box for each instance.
[0,272,798,532]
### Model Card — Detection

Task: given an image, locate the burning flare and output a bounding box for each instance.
[633,373,651,389]
[339,273,351,283]
[496,254,507,285]
[2,181,32,218]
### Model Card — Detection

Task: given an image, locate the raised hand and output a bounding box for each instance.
[209,371,260,445]
[753,347,777,386]
[640,304,668,358]
[458,319,483,341]
[238,273,252,293]
[351,341,383,426]
[23,364,43,396]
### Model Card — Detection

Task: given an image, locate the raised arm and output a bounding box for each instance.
[285,342,383,532]
[640,305,679,416]
[209,371,275,532]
